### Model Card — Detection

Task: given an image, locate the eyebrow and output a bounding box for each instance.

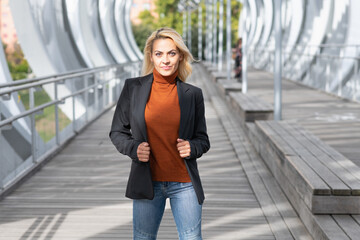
[153,49,178,53]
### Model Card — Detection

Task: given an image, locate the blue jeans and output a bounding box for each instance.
[133,181,202,240]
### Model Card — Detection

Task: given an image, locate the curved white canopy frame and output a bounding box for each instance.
[251,0,264,47]
[114,0,140,62]
[247,0,258,46]
[99,0,129,63]
[330,0,360,91]
[283,0,305,61]
[259,0,274,47]
[124,0,143,60]
[65,0,94,68]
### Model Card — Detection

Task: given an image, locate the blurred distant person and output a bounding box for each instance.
[234,38,242,82]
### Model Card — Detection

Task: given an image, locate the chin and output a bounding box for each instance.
[159,70,174,76]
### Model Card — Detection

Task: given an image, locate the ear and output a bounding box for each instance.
[180,53,184,61]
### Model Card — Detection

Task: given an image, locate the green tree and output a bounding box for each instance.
[131,0,242,59]
[154,0,182,33]
[132,23,154,52]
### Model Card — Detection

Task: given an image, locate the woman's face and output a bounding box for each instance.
[151,38,183,76]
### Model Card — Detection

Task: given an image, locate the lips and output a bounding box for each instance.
[161,66,172,70]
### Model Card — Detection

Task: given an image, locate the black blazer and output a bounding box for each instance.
[109,73,210,204]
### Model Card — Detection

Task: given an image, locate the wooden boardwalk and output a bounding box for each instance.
[242,68,360,167]
[0,65,312,239]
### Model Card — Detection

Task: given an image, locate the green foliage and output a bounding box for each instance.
[2,41,31,80]
[18,88,71,142]
[8,59,29,80]
[138,10,156,26]
[131,0,243,59]
[132,23,155,53]
[154,0,182,33]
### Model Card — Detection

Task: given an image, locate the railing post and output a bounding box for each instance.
[198,3,203,61]
[356,60,359,101]
[338,50,344,96]
[187,2,192,53]
[54,82,60,146]
[103,71,107,110]
[326,63,330,92]
[72,78,76,133]
[274,0,282,121]
[94,73,99,114]
[84,75,89,124]
[29,87,37,163]
[242,0,248,92]
[217,0,223,71]
[225,0,231,81]
[212,0,217,65]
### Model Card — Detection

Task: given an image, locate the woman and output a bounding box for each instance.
[109,27,210,240]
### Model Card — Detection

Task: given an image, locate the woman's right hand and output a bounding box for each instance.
[137,142,150,162]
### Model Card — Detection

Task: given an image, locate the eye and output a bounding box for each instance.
[169,51,177,56]
[154,52,162,57]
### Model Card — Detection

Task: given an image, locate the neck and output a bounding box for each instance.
[153,68,178,84]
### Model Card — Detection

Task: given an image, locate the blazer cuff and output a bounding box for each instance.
[184,140,196,160]
[130,141,142,161]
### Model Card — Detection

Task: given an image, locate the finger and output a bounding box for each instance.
[138,150,150,155]
[139,147,150,152]
[179,149,190,155]
[179,152,190,158]
[139,157,149,162]
[177,142,188,148]
[177,145,189,150]
[139,144,150,150]
[177,138,184,143]
[138,152,150,156]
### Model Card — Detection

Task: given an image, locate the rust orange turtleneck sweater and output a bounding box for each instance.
[144,68,191,182]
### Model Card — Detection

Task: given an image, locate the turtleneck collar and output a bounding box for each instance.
[153,68,178,84]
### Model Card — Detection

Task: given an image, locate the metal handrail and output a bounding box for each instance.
[0,62,131,89]
[250,43,360,49]
[0,61,141,196]
[249,47,360,60]
[0,62,138,96]
[248,44,360,102]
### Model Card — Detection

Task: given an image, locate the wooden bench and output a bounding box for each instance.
[229,92,273,124]
[254,120,360,214]
[216,79,242,97]
[211,71,228,82]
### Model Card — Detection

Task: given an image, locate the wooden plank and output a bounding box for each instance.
[211,96,296,240]
[260,121,332,195]
[312,195,360,214]
[229,92,273,113]
[275,122,351,195]
[291,124,360,194]
[283,122,360,195]
[256,121,297,157]
[248,141,313,239]
[333,215,360,239]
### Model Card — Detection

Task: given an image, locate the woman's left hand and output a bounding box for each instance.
[177,138,191,158]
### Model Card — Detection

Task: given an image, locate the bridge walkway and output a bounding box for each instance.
[0,64,328,239]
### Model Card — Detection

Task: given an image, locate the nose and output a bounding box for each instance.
[162,55,170,64]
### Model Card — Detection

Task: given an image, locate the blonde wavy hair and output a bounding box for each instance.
[142,27,194,82]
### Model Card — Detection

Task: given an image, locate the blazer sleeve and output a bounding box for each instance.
[109,80,141,161]
[186,89,210,160]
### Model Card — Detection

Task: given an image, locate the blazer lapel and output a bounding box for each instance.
[136,74,153,142]
[177,79,191,139]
